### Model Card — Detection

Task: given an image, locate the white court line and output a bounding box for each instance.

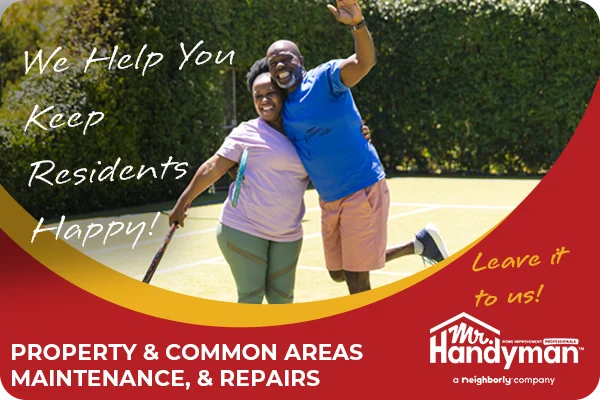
[133,256,225,279]
[86,227,216,255]
[304,232,322,240]
[86,208,322,256]
[294,265,413,277]
[300,207,438,241]
[391,202,514,210]
[389,206,439,220]
[133,259,413,280]
[87,201,512,256]
[132,207,437,279]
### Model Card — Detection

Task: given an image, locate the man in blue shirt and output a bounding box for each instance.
[267,0,448,294]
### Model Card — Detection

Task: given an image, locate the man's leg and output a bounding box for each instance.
[329,270,345,282]
[320,196,345,283]
[386,241,415,262]
[385,224,449,264]
[338,179,390,294]
[344,271,371,294]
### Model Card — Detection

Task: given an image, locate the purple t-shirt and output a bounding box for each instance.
[217,118,309,242]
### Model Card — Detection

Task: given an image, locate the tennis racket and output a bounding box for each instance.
[142,204,189,284]
[231,147,248,208]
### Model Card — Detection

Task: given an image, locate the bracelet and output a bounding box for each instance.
[351,18,367,31]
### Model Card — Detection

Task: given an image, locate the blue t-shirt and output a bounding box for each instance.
[282,59,385,202]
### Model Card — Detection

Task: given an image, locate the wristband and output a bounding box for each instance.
[351,18,367,31]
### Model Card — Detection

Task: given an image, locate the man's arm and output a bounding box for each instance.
[328,0,376,87]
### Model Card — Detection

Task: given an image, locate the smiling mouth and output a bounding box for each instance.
[261,105,275,112]
[278,71,291,81]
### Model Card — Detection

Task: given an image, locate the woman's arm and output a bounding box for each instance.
[169,154,236,227]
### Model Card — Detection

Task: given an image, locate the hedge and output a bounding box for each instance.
[0,0,598,218]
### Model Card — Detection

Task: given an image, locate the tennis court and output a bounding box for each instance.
[64,176,540,303]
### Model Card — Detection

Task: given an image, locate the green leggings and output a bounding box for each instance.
[216,223,303,304]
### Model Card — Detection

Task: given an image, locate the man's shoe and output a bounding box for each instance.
[415,223,449,266]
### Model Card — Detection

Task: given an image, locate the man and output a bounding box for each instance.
[266,0,448,294]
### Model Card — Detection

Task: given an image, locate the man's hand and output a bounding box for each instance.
[335,0,375,88]
[327,0,364,26]
[362,124,372,143]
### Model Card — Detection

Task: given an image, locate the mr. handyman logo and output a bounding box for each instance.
[429,313,581,369]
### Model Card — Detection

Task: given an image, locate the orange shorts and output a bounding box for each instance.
[320,179,390,272]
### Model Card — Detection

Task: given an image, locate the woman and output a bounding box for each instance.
[169,59,305,304]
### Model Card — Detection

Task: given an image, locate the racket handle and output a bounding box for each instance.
[142,223,177,284]
[143,203,189,284]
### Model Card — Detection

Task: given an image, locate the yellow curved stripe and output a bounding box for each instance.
[0,185,495,327]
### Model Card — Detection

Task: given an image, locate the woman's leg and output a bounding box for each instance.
[216,223,269,304]
[264,238,303,304]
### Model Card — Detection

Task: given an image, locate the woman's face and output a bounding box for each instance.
[252,73,284,123]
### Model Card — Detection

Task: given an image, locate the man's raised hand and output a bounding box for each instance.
[327,0,364,26]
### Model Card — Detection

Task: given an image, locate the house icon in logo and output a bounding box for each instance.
[430,312,500,336]
[430,312,501,365]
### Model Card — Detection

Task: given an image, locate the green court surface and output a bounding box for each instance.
[61,177,540,303]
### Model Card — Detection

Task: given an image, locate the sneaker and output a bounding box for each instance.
[415,223,449,267]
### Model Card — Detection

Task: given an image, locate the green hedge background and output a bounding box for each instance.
[1,0,599,218]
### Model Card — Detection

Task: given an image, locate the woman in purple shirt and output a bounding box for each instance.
[170,59,316,304]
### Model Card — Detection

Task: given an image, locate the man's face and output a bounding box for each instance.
[267,48,304,90]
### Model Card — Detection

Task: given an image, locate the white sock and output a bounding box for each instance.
[414,238,424,255]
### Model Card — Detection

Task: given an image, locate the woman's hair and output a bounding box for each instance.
[246,57,270,92]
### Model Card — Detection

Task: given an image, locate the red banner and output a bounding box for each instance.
[1,78,599,399]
